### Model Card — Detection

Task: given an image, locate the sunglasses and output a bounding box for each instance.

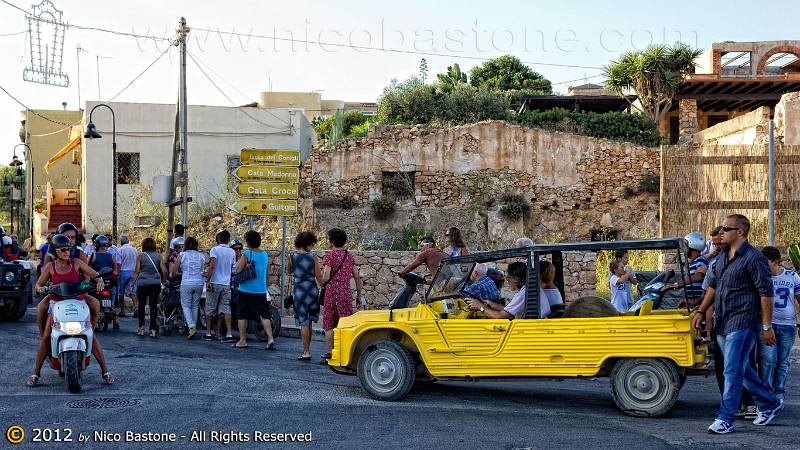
[721,226,742,232]
[56,247,71,252]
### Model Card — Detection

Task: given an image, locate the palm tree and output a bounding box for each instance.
[604,43,702,135]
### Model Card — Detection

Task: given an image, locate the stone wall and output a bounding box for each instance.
[264,249,598,308]
[302,121,661,245]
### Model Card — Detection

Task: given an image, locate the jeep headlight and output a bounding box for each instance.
[5,272,15,282]
[62,321,83,335]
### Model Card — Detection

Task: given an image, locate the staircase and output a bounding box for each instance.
[48,205,82,232]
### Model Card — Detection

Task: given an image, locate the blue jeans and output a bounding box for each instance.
[757,324,797,400]
[716,328,781,423]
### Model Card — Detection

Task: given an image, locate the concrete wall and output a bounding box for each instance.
[305,121,661,245]
[692,107,771,146]
[80,101,315,234]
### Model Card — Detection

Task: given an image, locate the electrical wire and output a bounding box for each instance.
[192,26,604,70]
[107,43,175,102]
[0,30,26,37]
[29,121,83,137]
[186,50,293,130]
[0,84,77,127]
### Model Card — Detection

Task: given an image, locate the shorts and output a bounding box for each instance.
[118,270,137,295]
[205,284,232,316]
[236,291,272,321]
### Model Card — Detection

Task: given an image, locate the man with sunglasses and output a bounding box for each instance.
[693,214,783,434]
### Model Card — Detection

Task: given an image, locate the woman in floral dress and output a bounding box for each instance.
[321,228,362,362]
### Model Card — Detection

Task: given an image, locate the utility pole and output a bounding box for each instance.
[178,17,189,228]
[76,45,86,108]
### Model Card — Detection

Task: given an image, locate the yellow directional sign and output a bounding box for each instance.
[240,149,301,166]
[233,165,300,183]
[235,182,299,199]
[228,199,298,216]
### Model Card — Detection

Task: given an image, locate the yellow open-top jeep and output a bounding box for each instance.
[328,239,710,417]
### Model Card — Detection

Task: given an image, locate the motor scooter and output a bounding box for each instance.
[44,268,110,393]
[93,274,117,332]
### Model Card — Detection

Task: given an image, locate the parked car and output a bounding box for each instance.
[0,258,33,321]
[327,238,709,417]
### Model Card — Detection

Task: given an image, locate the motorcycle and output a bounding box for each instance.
[44,268,111,393]
[628,270,675,314]
[93,275,117,332]
[389,272,426,310]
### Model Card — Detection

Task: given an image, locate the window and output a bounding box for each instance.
[116,152,140,184]
[227,155,241,172]
[381,171,415,200]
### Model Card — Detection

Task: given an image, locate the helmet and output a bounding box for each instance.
[94,235,110,248]
[91,233,100,242]
[1,236,11,246]
[173,237,186,247]
[685,232,706,252]
[50,234,72,256]
[57,222,78,234]
[230,239,243,249]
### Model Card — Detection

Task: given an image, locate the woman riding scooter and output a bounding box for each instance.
[27,234,114,386]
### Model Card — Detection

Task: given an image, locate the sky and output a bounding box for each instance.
[1,0,799,163]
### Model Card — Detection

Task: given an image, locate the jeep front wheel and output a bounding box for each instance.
[611,358,680,417]
[357,340,415,401]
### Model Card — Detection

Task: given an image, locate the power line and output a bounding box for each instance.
[186,50,292,130]
[0,30,26,37]
[107,43,174,102]
[191,27,604,70]
[0,84,77,127]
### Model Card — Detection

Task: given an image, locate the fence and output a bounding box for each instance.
[660,143,800,246]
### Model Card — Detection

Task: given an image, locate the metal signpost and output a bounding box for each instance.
[229,149,301,316]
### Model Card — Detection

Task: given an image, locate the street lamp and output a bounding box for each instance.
[7,149,24,235]
[84,104,117,242]
[12,143,30,240]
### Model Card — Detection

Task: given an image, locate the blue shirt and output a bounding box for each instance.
[238,249,268,294]
[706,241,774,335]
[686,254,709,301]
[463,276,500,303]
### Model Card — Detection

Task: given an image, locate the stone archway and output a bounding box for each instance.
[756,45,800,75]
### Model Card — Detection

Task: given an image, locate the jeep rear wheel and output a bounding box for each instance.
[0,297,26,321]
[357,340,415,401]
[611,358,680,417]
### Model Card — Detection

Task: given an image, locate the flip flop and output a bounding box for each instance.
[102,371,114,385]
[297,355,311,361]
[231,343,248,349]
[265,343,276,351]
[26,374,40,387]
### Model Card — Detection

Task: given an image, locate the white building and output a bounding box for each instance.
[80,101,314,233]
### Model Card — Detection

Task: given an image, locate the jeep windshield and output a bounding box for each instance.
[426,260,475,301]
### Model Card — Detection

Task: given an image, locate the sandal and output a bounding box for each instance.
[137,327,145,336]
[26,374,40,387]
[187,327,196,340]
[149,330,157,338]
[297,355,311,361]
[102,371,114,385]
[265,342,276,351]
[231,343,248,349]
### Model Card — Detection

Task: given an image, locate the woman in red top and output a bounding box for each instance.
[27,234,112,386]
[320,228,362,361]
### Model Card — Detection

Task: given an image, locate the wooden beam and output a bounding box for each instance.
[721,51,749,67]
[677,93,782,101]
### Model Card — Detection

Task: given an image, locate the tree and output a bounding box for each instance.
[436,63,468,92]
[469,55,552,93]
[604,43,702,134]
[419,58,428,83]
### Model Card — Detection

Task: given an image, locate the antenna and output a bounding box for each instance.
[23,0,69,87]
[76,44,87,108]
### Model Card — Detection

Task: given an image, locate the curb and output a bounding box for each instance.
[279,319,326,342]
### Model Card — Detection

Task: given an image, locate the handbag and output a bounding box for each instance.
[232,251,256,284]
[319,250,348,307]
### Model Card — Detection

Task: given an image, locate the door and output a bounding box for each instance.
[436,319,511,356]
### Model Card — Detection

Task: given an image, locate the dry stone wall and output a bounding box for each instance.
[264,249,598,308]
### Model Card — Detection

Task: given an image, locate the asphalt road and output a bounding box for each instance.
[1,308,798,450]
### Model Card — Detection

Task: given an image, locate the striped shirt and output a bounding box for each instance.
[706,241,773,335]
[686,254,709,301]
[463,276,500,303]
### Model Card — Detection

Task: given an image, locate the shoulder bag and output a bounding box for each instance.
[319,250,348,307]
[231,251,256,284]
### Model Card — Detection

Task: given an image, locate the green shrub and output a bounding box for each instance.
[512,108,661,147]
[313,110,374,141]
[337,194,356,210]
[371,195,396,219]
[499,194,531,221]
[638,174,660,194]
[348,121,370,138]
[390,227,429,251]
[378,77,509,126]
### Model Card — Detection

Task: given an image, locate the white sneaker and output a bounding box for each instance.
[753,402,784,426]
[744,405,758,419]
[708,419,734,434]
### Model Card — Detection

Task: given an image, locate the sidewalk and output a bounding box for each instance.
[278,315,326,342]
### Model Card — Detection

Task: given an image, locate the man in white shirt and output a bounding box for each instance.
[117,235,139,317]
[204,230,237,342]
[467,262,550,319]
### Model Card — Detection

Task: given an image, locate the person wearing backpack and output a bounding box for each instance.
[133,237,167,337]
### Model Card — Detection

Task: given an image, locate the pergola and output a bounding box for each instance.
[672,75,800,112]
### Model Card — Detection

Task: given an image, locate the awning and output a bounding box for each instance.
[672,75,800,112]
[44,135,80,173]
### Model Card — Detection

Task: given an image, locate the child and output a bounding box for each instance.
[758,246,800,401]
[609,260,634,312]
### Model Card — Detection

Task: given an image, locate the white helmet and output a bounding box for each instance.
[685,232,705,252]
[1,236,11,246]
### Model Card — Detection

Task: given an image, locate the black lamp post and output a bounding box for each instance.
[13,143,31,241]
[8,150,24,235]
[84,104,117,241]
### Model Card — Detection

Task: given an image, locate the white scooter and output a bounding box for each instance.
[44,269,110,393]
